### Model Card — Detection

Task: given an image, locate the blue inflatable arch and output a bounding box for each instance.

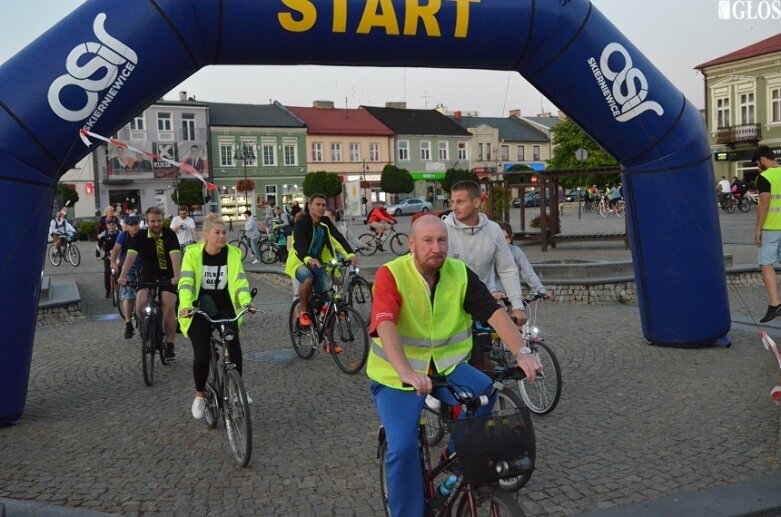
[0,0,729,424]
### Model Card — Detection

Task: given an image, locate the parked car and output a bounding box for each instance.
[524,191,541,207]
[412,209,452,222]
[511,197,522,208]
[564,190,587,202]
[386,198,433,216]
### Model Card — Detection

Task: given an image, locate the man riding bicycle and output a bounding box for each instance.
[118,207,181,359]
[366,201,397,239]
[96,220,120,299]
[368,216,541,517]
[49,210,75,254]
[284,193,356,334]
[111,215,142,339]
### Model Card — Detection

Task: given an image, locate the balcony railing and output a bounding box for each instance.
[716,123,762,147]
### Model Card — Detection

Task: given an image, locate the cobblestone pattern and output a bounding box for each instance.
[4,261,779,516]
[36,303,86,327]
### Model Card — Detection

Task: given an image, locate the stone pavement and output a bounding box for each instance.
[1,208,780,516]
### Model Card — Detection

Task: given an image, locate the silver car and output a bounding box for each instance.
[385,198,433,216]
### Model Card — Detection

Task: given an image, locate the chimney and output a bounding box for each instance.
[509,109,521,118]
[536,112,552,118]
[179,91,187,102]
[313,100,335,109]
[454,111,462,121]
[385,101,407,109]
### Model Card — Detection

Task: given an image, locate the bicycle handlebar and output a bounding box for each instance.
[185,304,257,324]
[126,279,173,289]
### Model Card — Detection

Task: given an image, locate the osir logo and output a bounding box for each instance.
[587,42,663,123]
[48,13,137,124]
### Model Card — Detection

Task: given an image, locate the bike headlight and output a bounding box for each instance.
[531,326,539,337]
[144,306,153,315]
[354,267,360,274]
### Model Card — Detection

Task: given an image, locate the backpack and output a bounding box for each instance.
[364,207,377,225]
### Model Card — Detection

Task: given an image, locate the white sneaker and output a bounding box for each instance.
[251,259,259,264]
[246,392,253,404]
[191,396,206,419]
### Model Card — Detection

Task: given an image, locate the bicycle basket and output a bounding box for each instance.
[448,407,535,484]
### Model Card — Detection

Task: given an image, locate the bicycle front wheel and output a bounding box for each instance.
[495,389,534,492]
[141,316,155,386]
[48,245,62,266]
[455,486,525,517]
[110,274,120,308]
[378,437,391,517]
[224,369,252,467]
[347,276,373,328]
[204,343,220,429]
[67,244,81,266]
[739,197,751,213]
[518,341,562,415]
[288,299,316,359]
[616,201,626,217]
[326,306,369,374]
[259,242,278,264]
[389,232,410,256]
[598,203,609,218]
[357,233,378,256]
[423,405,446,446]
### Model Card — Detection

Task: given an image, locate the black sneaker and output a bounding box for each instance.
[124,324,134,339]
[105,291,111,299]
[166,343,176,360]
[760,304,781,323]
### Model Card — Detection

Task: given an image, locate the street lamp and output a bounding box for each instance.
[234,143,255,210]
[361,158,369,214]
[575,147,588,220]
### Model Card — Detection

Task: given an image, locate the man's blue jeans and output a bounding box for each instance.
[371,363,494,517]
[249,235,260,260]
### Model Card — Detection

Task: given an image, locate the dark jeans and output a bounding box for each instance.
[188,314,242,392]
[102,258,112,294]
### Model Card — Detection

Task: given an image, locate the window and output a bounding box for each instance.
[772,88,781,124]
[237,141,257,166]
[438,141,449,161]
[501,145,509,161]
[420,141,431,161]
[398,140,409,161]
[219,142,234,167]
[532,145,541,161]
[157,112,172,131]
[181,113,196,140]
[369,143,380,162]
[312,142,323,162]
[478,143,483,161]
[517,145,525,161]
[331,143,342,162]
[458,142,468,160]
[349,143,360,162]
[485,143,492,161]
[283,140,298,166]
[262,139,276,166]
[130,116,145,131]
[739,92,755,124]
[265,185,277,207]
[716,97,730,128]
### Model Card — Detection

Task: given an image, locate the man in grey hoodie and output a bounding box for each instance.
[443,180,528,326]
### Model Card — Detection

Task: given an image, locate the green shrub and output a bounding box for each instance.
[78,221,98,240]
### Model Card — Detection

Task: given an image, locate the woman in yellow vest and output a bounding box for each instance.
[178,213,255,420]
[367,216,541,516]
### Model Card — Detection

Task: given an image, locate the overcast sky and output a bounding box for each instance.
[1,0,778,117]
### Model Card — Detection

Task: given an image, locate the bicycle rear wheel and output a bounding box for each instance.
[517,341,562,415]
[223,369,252,467]
[347,276,373,328]
[739,197,751,213]
[357,233,378,256]
[110,274,120,308]
[67,244,81,266]
[455,486,525,516]
[141,316,155,386]
[48,245,62,266]
[326,306,369,374]
[423,405,446,446]
[378,437,391,517]
[288,299,317,359]
[389,232,409,256]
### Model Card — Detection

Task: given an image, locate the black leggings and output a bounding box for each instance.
[189,314,243,392]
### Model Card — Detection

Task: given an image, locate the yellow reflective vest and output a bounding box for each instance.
[367,255,473,389]
[177,242,252,337]
[763,167,781,230]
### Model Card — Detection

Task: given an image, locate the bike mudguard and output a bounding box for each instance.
[0,0,728,424]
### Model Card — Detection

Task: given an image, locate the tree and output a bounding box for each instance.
[441,168,479,193]
[55,183,79,208]
[171,180,207,208]
[548,118,620,189]
[303,171,342,199]
[380,165,414,202]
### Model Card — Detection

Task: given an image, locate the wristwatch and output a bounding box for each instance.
[516,347,532,357]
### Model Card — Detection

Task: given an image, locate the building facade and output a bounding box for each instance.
[208,102,306,222]
[696,34,781,183]
[94,96,210,218]
[287,103,394,215]
[363,105,472,205]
